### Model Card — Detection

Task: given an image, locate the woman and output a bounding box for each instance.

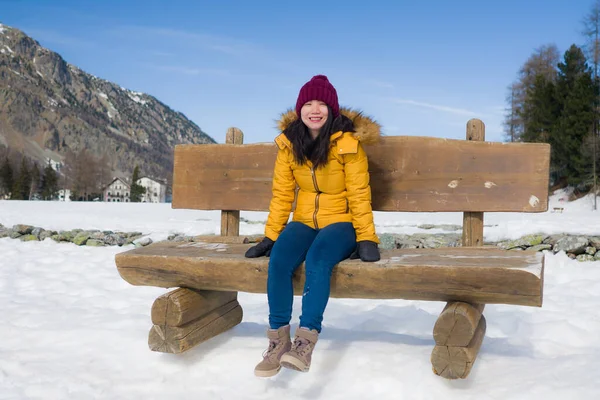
[245,75,381,377]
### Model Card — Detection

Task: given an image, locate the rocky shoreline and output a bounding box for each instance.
[1,223,599,262]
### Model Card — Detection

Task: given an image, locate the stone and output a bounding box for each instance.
[31,227,45,238]
[39,230,56,241]
[585,247,597,255]
[13,224,34,235]
[500,234,545,250]
[103,233,126,246]
[10,231,22,239]
[576,254,596,262]
[543,234,567,246]
[86,239,105,247]
[134,237,153,247]
[589,236,600,249]
[19,234,39,242]
[72,232,90,246]
[528,244,552,252]
[554,236,589,255]
[378,234,396,250]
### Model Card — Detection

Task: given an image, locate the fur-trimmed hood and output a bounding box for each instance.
[276,107,381,145]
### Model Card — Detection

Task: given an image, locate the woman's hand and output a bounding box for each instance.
[244,237,275,258]
[349,240,380,262]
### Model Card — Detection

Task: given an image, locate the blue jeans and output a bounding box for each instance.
[267,221,356,333]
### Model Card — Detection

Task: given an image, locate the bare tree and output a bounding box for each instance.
[504,44,560,142]
[582,0,600,210]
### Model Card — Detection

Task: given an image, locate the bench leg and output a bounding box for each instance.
[148,288,243,354]
[430,302,486,379]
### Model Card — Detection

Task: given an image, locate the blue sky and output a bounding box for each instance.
[0,0,595,143]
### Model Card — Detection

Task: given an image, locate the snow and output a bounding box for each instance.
[1,198,600,399]
[0,24,5,34]
[98,92,108,100]
[128,92,148,106]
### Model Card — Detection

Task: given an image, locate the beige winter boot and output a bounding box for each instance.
[280,327,319,372]
[254,325,291,377]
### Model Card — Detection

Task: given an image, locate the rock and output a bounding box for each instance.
[500,234,545,250]
[39,230,56,241]
[172,235,193,242]
[13,224,34,235]
[378,234,396,250]
[134,237,153,247]
[420,234,461,248]
[589,236,600,249]
[31,227,45,238]
[10,231,22,239]
[0,229,11,238]
[20,234,39,242]
[595,252,600,261]
[585,247,597,255]
[576,254,596,262]
[103,233,126,246]
[396,239,421,249]
[167,234,179,241]
[543,234,567,246]
[72,232,90,246]
[554,236,589,255]
[86,239,105,247]
[57,230,75,242]
[528,244,552,252]
[568,253,577,259]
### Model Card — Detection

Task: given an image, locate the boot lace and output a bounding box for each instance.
[291,337,311,356]
[262,339,280,359]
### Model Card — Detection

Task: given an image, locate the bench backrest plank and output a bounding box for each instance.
[173,135,550,213]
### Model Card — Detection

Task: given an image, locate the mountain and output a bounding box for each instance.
[0,23,216,182]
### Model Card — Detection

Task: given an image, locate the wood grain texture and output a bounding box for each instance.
[433,302,485,346]
[220,127,244,236]
[116,242,544,306]
[148,300,242,354]
[151,288,237,327]
[171,135,550,213]
[431,316,487,379]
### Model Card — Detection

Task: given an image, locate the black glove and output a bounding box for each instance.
[349,240,380,262]
[245,237,275,258]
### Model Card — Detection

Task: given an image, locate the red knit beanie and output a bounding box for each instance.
[295,75,340,119]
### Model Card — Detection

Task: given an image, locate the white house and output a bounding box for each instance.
[137,177,166,203]
[104,178,130,202]
[57,189,71,202]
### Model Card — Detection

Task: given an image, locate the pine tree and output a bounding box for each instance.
[41,162,59,200]
[29,162,41,200]
[552,45,597,185]
[11,157,31,200]
[130,165,145,202]
[521,74,558,143]
[0,157,13,197]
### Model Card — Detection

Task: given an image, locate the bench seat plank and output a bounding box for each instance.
[116,241,543,307]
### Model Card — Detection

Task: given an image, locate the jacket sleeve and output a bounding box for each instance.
[343,142,379,243]
[264,147,296,241]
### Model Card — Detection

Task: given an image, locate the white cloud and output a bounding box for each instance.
[390,98,482,117]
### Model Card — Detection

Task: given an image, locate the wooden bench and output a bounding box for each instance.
[115,119,550,379]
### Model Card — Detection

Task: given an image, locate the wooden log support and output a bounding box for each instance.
[431,316,487,379]
[148,288,243,353]
[220,127,243,237]
[433,302,485,347]
[431,119,489,379]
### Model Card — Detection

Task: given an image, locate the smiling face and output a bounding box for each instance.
[300,100,329,139]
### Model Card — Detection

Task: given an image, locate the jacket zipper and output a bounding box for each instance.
[311,166,320,229]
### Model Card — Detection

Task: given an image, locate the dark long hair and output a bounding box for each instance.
[283,106,355,169]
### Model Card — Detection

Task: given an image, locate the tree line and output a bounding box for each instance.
[504,1,600,209]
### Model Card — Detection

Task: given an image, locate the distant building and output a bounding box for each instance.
[137,176,167,203]
[104,178,130,202]
[58,189,71,202]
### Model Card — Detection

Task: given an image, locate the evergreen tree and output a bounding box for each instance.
[11,157,31,200]
[521,74,558,143]
[41,162,59,200]
[29,162,41,200]
[552,45,597,184]
[130,165,145,202]
[0,157,13,197]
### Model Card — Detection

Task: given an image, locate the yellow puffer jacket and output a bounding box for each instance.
[265,107,380,244]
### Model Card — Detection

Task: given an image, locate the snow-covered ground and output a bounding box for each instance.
[1,194,599,399]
